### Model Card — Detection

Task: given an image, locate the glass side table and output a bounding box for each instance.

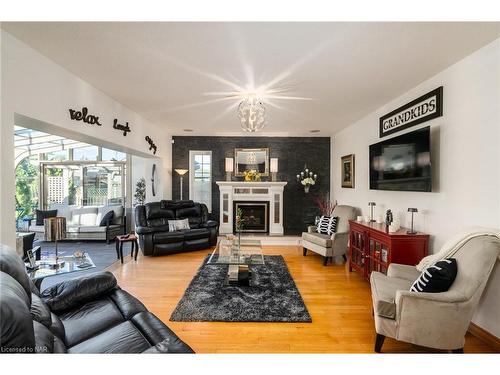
[27,254,95,289]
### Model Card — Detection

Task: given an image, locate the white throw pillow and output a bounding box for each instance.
[168,219,190,231]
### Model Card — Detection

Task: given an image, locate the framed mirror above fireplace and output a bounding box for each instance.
[233,201,269,233]
[234,148,269,176]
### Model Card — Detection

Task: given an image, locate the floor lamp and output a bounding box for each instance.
[174,169,189,200]
[44,216,66,269]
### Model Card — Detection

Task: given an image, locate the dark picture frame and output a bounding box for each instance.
[341,154,355,188]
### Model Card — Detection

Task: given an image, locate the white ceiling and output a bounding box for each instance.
[3,22,500,136]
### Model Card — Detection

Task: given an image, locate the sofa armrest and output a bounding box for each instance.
[396,289,469,305]
[200,220,218,228]
[387,263,421,281]
[135,226,155,235]
[307,226,317,233]
[40,271,117,312]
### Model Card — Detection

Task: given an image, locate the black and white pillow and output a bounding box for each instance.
[410,258,458,293]
[316,216,339,235]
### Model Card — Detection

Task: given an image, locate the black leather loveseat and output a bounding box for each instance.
[0,245,194,354]
[135,200,219,256]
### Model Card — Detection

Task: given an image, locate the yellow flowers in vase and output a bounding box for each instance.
[243,169,261,182]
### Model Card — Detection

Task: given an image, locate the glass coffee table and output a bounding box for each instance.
[207,238,264,286]
[27,254,95,289]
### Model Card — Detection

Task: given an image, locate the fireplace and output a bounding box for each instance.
[234,202,269,233]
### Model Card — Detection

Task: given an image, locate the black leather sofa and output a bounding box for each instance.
[135,200,219,256]
[0,245,194,354]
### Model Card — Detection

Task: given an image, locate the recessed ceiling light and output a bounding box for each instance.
[310,130,320,133]
[183,129,194,132]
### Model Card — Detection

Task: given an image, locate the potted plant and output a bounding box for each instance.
[313,194,337,224]
[134,178,146,206]
[300,177,316,193]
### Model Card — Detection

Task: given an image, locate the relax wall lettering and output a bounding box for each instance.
[68,107,102,126]
[379,87,443,137]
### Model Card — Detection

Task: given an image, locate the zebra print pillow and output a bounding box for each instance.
[410,258,457,293]
[316,216,338,235]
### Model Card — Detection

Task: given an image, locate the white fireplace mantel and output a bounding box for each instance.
[215,181,288,235]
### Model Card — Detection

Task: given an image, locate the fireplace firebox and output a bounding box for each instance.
[233,202,269,233]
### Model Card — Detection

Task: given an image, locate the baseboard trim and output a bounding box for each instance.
[468,323,500,351]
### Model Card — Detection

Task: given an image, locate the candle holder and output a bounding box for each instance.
[407,208,418,234]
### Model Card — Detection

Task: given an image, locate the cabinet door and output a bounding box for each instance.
[368,236,390,277]
[350,229,366,273]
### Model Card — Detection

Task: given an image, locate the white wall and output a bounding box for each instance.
[1,30,172,247]
[331,39,500,337]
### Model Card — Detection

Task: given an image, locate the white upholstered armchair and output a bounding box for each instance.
[301,205,356,265]
[370,233,500,353]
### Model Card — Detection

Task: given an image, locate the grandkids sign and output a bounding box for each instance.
[379,86,443,138]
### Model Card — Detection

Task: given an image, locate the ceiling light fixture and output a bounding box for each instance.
[310,129,320,133]
[237,96,266,132]
[183,129,194,132]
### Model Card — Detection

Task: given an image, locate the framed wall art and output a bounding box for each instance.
[341,154,355,188]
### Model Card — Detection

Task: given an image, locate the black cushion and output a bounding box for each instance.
[99,210,115,226]
[68,321,151,354]
[35,209,57,226]
[41,271,117,312]
[317,216,338,235]
[153,231,185,244]
[181,228,210,241]
[410,258,458,293]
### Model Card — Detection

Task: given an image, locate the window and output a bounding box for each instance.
[189,150,212,211]
[73,146,98,161]
[102,148,126,161]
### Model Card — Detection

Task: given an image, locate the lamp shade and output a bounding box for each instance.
[368,202,376,206]
[225,158,234,172]
[270,158,278,173]
[44,217,66,242]
[174,169,189,176]
[408,207,418,213]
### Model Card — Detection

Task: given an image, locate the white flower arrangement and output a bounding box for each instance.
[301,177,316,186]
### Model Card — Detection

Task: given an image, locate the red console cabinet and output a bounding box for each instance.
[348,220,429,281]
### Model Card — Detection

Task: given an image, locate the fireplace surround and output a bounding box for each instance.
[234,201,269,233]
[215,181,287,235]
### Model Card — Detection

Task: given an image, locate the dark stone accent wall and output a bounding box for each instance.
[172,136,331,235]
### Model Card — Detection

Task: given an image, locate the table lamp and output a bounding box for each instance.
[225,158,234,181]
[44,216,66,269]
[368,202,376,222]
[270,158,279,182]
[407,208,418,234]
[174,169,189,200]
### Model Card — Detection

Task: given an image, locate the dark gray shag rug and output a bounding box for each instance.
[170,255,311,323]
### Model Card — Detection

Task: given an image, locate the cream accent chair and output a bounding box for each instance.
[301,205,356,265]
[370,235,500,353]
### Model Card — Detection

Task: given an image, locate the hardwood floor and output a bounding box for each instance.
[106,245,496,353]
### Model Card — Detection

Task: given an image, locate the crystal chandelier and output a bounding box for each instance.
[237,96,266,132]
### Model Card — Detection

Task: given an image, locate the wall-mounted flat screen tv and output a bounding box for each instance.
[369,126,431,192]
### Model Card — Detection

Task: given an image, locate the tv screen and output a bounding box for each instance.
[369,126,432,192]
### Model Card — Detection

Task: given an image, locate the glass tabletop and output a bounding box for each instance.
[27,254,96,281]
[207,238,264,266]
